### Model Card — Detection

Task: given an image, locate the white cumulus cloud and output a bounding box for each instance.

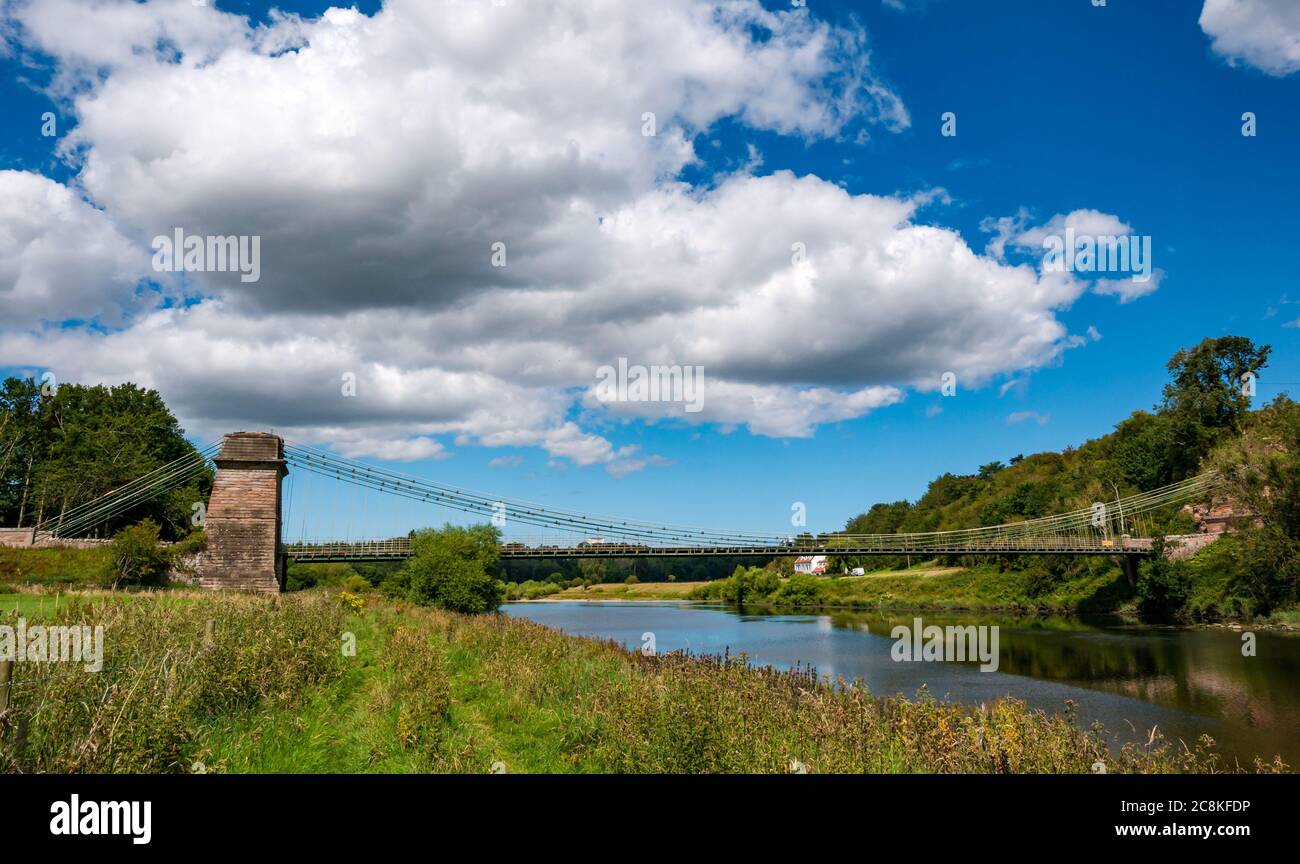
[1200,0,1300,76]
[0,0,1149,472]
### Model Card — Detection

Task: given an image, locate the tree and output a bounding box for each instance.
[1160,336,1270,479]
[395,523,503,613]
[0,377,47,527]
[578,558,606,589]
[1109,410,1175,491]
[0,378,211,537]
[1135,539,1192,620]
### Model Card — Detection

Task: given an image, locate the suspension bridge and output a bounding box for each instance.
[23,432,1223,592]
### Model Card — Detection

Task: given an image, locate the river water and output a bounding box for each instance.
[502,601,1300,767]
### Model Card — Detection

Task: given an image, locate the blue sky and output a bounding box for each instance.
[1,0,1297,541]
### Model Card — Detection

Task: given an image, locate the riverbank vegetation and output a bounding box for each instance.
[1,589,1282,773]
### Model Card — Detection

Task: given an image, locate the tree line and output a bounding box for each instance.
[835,336,1298,616]
[0,378,209,538]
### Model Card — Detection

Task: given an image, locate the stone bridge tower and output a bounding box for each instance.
[196,432,287,593]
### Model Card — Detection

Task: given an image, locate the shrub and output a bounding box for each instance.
[771,571,825,606]
[286,562,361,592]
[341,573,371,594]
[520,580,561,599]
[103,519,170,588]
[396,523,503,613]
[624,574,639,585]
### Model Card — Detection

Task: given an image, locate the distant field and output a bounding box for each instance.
[544,565,966,604]
[550,581,705,600]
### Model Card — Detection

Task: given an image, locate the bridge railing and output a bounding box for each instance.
[284,534,1152,559]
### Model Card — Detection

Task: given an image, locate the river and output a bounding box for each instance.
[503,601,1300,767]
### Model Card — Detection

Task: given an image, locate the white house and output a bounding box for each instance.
[793,555,827,575]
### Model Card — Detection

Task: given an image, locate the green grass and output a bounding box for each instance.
[0,545,109,588]
[687,560,1137,616]
[821,562,1134,614]
[194,609,426,773]
[0,592,69,618]
[4,589,1286,773]
[552,581,702,601]
[192,599,624,773]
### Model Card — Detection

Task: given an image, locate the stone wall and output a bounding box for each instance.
[0,529,109,550]
[0,528,34,548]
[1162,532,1225,562]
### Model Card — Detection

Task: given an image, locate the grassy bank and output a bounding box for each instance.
[549,580,704,601]
[531,561,1114,611]
[0,546,110,590]
[680,560,1135,616]
[0,589,1284,773]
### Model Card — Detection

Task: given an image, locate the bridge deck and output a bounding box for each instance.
[285,538,1154,562]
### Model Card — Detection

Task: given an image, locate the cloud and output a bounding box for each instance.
[1006,411,1049,426]
[333,435,448,463]
[1009,209,1132,251]
[1200,0,1300,76]
[0,170,153,329]
[488,455,524,469]
[1093,269,1164,303]
[998,378,1028,398]
[983,208,1163,303]
[0,0,1144,470]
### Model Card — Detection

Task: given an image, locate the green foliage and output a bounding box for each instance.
[104,519,171,588]
[0,378,211,538]
[1110,411,1175,490]
[391,523,504,613]
[386,623,451,766]
[1135,541,1192,619]
[341,573,372,594]
[578,558,607,586]
[818,336,1296,620]
[503,579,563,600]
[500,554,761,585]
[286,562,363,592]
[1160,336,1270,480]
[689,565,783,603]
[771,571,825,606]
[1208,394,1300,615]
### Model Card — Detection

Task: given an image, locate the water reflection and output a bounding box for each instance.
[503,601,1300,767]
